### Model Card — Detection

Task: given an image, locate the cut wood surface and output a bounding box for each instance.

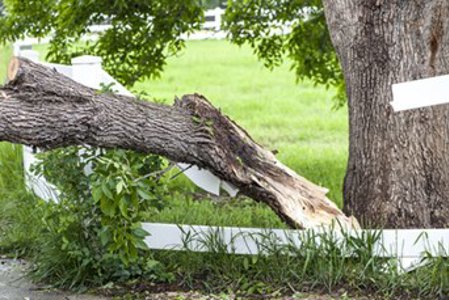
[0,57,359,229]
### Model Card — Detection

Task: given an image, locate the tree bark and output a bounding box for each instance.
[0,57,358,229]
[323,0,449,228]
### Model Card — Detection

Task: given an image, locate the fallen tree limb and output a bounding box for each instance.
[0,57,358,229]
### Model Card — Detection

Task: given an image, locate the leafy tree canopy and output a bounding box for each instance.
[0,0,203,86]
[0,0,343,104]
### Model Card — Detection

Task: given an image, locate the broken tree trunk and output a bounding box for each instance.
[0,57,358,229]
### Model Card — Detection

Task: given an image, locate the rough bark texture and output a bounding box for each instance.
[0,57,358,229]
[323,0,449,228]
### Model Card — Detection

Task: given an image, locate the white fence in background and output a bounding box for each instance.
[86,8,227,40]
[185,7,227,40]
[13,8,226,46]
[203,8,224,31]
[13,43,449,273]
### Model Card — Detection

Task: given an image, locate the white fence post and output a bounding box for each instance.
[18,49,39,62]
[13,42,32,57]
[16,47,60,202]
[20,53,113,202]
[214,7,223,31]
[71,55,103,89]
[202,8,224,32]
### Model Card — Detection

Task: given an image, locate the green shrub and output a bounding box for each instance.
[29,146,173,290]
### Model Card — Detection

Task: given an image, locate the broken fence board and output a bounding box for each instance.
[142,223,428,258]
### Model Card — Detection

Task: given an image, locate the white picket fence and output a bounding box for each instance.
[13,43,449,272]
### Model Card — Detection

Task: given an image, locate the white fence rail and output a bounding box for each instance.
[13,42,449,273]
[142,223,449,271]
[143,224,449,259]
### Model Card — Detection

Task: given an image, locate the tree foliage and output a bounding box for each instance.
[0,0,343,104]
[0,0,203,86]
[222,0,345,106]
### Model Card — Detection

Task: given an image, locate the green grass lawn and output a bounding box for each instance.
[1,40,348,228]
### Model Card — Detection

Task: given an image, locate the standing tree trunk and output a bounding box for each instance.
[323,0,449,228]
[0,57,358,230]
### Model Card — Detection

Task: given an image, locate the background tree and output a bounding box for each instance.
[323,0,449,228]
[223,0,346,107]
[224,0,449,228]
[0,0,204,86]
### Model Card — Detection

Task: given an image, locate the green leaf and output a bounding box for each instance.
[129,244,137,260]
[99,227,110,246]
[118,198,128,218]
[137,189,152,200]
[136,239,149,250]
[116,180,124,194]
[133,227,149,239]
[102,183,114,199]
[91,186,102,203]
[100,197,115,217]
